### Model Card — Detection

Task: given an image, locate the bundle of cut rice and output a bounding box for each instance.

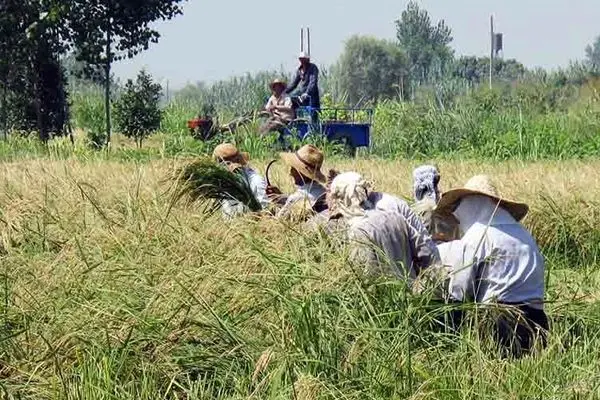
[170,158,262,213]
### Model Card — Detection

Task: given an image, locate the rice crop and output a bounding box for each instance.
[0,157,599,399]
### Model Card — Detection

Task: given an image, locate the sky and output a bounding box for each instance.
[112,0,600,90]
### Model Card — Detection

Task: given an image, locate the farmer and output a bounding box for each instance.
[305,168,440,259]
[285,51,320,123]
[259,79,296,135]
[266,144,327,219]
[326,171,439,280]
[436,175,548,357]
[412,165,460,243]
[212,143,269,219]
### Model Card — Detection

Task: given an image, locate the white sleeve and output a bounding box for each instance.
[265,96,273,109]
[250,173,269,209]
[438,240,479,302]
[284,96,292,108]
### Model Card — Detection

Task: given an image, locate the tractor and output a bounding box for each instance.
[186,27,373,156]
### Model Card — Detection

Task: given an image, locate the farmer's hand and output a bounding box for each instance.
[299,93,309,102]
[266,185,282,198]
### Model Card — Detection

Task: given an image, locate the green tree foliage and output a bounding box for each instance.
[450,56,526,84]
[65,0,185,146]
[395,1,453,85]
[0,0,70,140]
[333,35,409,104]
[585,35,600,74]
[114,70,162,147]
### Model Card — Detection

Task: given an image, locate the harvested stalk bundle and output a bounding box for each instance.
[171,158,262,214]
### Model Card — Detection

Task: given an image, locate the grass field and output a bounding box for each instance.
[1,156,600,399]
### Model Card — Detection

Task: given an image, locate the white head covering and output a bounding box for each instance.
[453,194,518,233]
[329,172,374,218]
[413,165,440,203]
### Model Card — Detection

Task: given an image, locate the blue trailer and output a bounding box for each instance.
[282,105,373,156]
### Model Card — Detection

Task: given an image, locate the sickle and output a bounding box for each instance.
[265,159,277,187]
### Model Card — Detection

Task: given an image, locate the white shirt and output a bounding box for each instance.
[276,182,326,218]
[222,167,269,219]
[368,191,440,265]
[438,195,545,309]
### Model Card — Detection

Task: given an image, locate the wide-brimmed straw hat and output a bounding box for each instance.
[280,144,326,183]
[436,174,529,221]
[212,143,249,172]
[270,78,287,90]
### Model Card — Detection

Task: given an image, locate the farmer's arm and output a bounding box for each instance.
[250,173,269,209]
[264,96,275,112]
[438,240,479,302]
[285,70,301,94]
[304,64,319,96]
[274,97,294,113]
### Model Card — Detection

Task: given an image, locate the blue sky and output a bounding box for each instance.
[112,0,600,90]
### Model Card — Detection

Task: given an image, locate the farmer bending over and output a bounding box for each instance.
[326,172,439,280]
[412,165,460,243]
[213,143,269,219]
[267,144,327,219]
[436,175,548,358]
[259,79,295,135]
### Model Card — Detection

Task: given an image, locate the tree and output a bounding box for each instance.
[114,69,162,148]
[334,35,409,104]
[450,56,526,84]
[0,0,70,141]
[65,0,184,147]
[585,35,600,74]
[395,1,453,86]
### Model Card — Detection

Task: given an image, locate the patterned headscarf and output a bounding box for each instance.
[329,172,374,218]
[413,165,441,203]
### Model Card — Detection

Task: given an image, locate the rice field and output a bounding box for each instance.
[1,156,600,399]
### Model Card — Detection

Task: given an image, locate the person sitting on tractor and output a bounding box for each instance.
[259,79,296,135]
[285,51,320,122]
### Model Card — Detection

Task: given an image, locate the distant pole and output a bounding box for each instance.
[489,15,494,89]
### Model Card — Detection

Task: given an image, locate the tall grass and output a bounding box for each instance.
[0,158,599,398]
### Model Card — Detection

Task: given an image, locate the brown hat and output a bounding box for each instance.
[269,79,287,90]
[436,175,529,221]
[212,143,249,172]
[280,144,326,183]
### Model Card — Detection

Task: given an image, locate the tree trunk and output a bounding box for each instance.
[104,16,112,148]
[32,46,48,144]
[0,79,7,141]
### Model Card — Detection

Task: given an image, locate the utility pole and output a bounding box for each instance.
[489,14,494,89]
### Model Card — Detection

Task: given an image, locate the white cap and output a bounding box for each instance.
[298,51,310,59]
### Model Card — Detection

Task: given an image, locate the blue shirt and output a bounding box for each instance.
[285,63,320,109]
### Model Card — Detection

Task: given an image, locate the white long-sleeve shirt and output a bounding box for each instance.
[222,167,269,219]
[276,182,326,218]
[438,195,545,309]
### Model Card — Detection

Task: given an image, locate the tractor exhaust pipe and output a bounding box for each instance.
[300,27,311,56]
[307,27,310,57]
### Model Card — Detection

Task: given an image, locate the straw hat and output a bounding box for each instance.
[298,51,310,60]
[436,175,529,221]
[212,143,249,172]
[280,144,326,183]
[270,78,287,90]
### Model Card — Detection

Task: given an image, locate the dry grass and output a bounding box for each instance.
[1,157,600,399]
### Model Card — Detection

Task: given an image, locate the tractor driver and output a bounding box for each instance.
[285,51,320,123]
[259,78,296,135]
